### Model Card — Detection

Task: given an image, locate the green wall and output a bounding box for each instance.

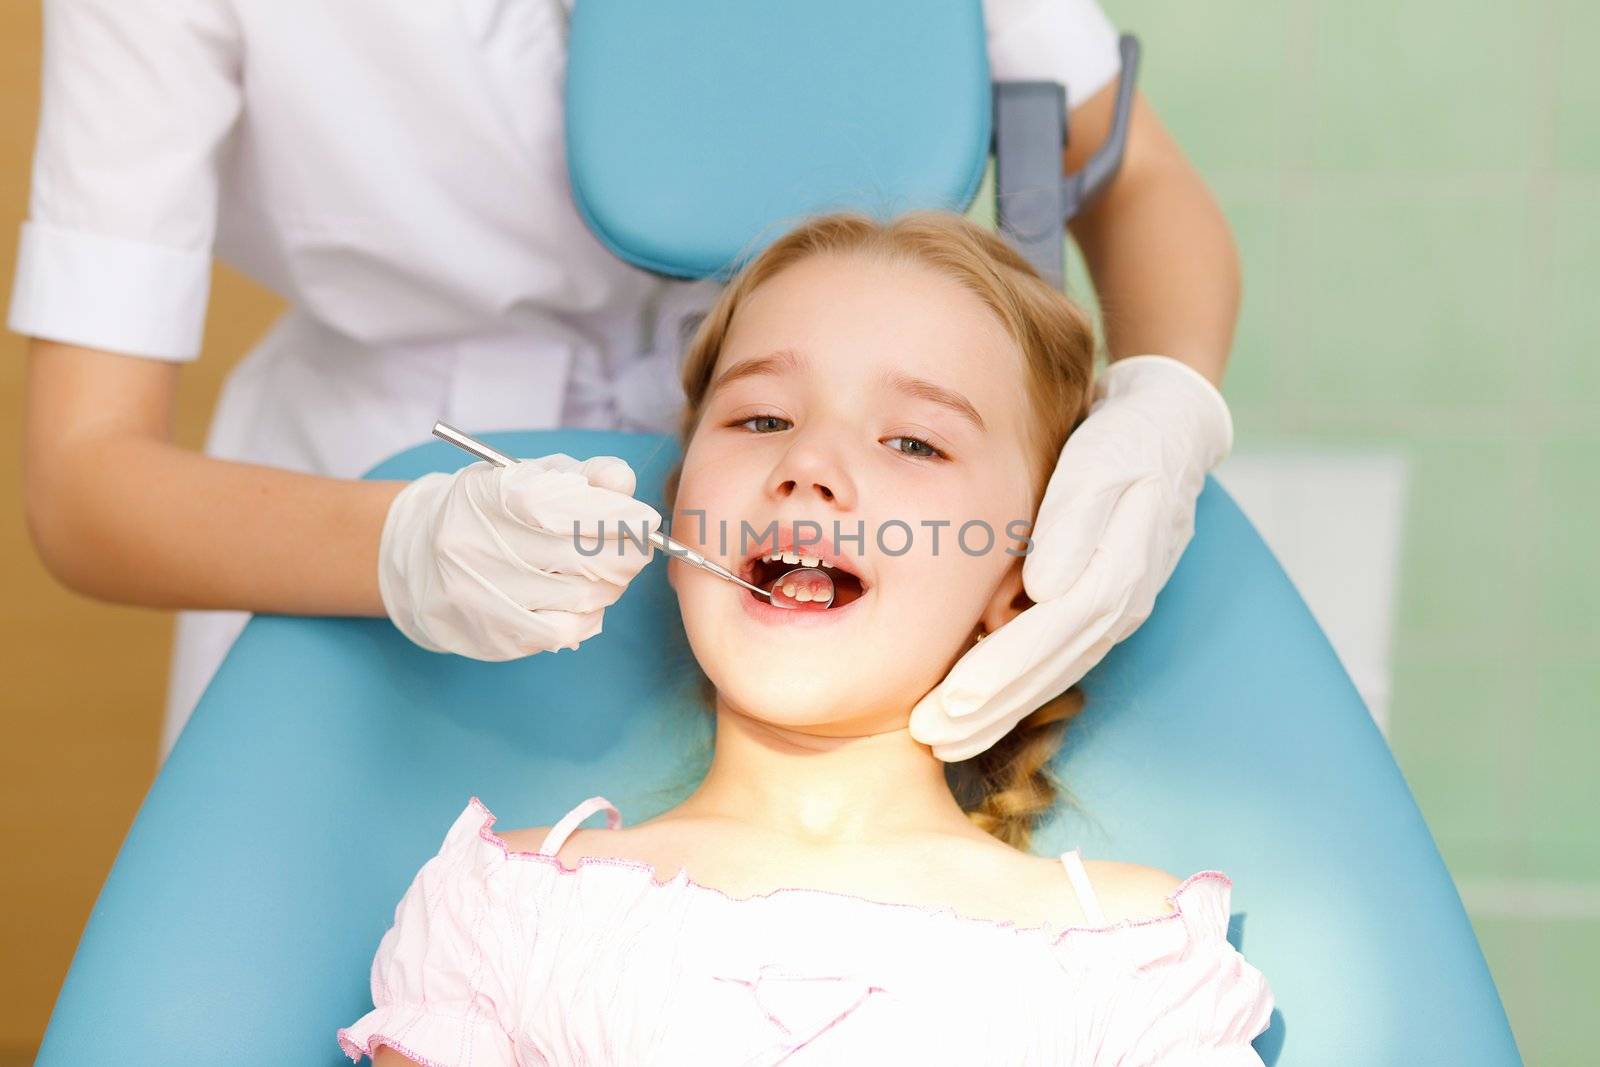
[1076,2,1597,1060]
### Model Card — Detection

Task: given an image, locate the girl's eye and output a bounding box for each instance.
[885,435,945,461]
[730,415,944,460]
[736,414,791,434]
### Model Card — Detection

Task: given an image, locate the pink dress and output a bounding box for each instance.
[338,795,1275,1066]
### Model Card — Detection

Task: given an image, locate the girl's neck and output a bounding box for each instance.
[669,698,979,847]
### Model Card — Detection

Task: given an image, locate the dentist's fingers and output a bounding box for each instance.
[574,454,639,496]
[379,452,664,659]
[1022,440,1128,601]
[411,555,608,657]
[493,460,662,541]
[940,532,1129,716]
[472,514,656,591]
[463,460,661,584]
[1024,410,1166,600]
[530,450,642,495]
[473,555,633,616]
[926,582,1125,723]
[911,486,1164,762]
[913,639,1109,763]
[908,598,1122,761]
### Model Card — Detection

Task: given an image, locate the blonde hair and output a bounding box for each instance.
[665,211,1099,850]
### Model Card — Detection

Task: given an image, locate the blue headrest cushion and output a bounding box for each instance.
[565,0,992,277]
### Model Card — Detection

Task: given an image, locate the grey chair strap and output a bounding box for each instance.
[993,35,1143,291]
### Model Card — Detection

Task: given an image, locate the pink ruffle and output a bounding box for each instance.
[337,1000,516,1067]
[335,797,1274,1064]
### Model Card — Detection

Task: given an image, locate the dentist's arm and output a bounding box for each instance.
[1064,87,1241,386]
[23,338,660,658]
[912,87,1239,759]
[24,338,404,615]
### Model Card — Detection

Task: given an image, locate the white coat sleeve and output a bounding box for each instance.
[983,0,1124,109]
[7,0,243,361]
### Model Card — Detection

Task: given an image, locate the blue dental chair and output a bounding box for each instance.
[35,3,1519,1065]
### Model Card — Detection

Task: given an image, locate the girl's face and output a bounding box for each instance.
[670,252,1040,738]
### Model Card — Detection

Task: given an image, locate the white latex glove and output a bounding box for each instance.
[909,355,1234,761]
[379,453,662,659]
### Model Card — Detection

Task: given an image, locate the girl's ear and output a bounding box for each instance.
[976,557,1031,639]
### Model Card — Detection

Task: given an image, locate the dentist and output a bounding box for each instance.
[12,0,1239,766]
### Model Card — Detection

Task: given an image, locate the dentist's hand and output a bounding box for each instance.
[909,356,1234,761]
[379,454,662,659]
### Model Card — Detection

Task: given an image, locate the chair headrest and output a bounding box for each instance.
[565,0,992,278]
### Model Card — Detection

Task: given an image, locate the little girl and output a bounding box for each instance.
[338,212,1275,1065]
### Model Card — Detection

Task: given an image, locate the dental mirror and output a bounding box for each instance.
[758,564,836,610]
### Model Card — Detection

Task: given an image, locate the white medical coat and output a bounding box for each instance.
[7,0,1124,762]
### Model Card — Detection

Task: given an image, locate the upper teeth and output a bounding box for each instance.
[766,551,823,568]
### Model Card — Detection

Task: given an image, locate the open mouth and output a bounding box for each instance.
[743,551,869,610]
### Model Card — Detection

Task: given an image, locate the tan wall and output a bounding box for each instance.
[0,4,284,1057]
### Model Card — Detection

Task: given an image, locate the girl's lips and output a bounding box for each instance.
[738,582,870,626]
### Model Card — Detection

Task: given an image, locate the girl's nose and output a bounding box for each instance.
[769,441,856,510]
[775,474,838,503]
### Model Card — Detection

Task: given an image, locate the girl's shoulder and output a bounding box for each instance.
[445,794,625,868]
[422,796,570,878]
[491,823,551,853]
[1079,858,1187,924]
[967,849,1190,934]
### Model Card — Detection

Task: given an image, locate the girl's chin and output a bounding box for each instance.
[711,680,860,722]
[717,701,902,742]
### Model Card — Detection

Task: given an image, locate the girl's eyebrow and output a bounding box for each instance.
[885,372,986,432]
[707,348,803,398]
[708,349,986,433]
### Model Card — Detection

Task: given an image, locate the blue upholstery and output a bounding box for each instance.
[36,429,1520,1065]
[565,0,992,277]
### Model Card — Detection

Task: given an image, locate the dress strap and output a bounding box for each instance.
[1059,848,1108,927]
[537,796,623,856]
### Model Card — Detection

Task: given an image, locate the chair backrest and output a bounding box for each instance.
[35,429,1520,1066]
[564,0,992,277]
